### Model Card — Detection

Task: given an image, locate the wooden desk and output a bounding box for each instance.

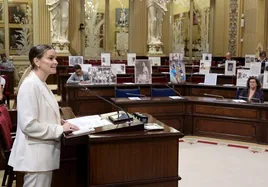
[111,96,268,144]
[14,115,183,187]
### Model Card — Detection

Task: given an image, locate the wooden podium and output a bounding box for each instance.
[17,115,184,187]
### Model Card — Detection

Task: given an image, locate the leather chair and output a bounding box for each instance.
[151,88,176,97]
[115,88,140,98]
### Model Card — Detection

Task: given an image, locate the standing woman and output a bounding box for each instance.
[238,76,264,103]
[8,44,78,187]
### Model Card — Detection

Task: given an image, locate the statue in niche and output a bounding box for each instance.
[46,0,69,43]
[147,0,168,45]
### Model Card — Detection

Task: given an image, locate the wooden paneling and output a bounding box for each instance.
[89,138,178,186]
[194,104,258,119]
[193,117,256,141]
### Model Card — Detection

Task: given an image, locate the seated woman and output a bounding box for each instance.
[67,64,90,83]
[238,76,264,103]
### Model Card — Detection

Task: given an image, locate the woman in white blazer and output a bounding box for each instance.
[8,44,79,187]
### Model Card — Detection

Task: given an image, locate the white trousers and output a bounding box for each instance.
[23,171,53,187]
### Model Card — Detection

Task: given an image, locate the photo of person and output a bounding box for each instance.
[228,63,233,71]
[236,69,250,87]
[135,60,152,84]
[199,60,211,74]
[169,61,186,84]
[68,56,84,66]
[9,28,23,50]
[101,53,111,66]
[237,72,242,79]
[127,53,136,66]
[8,4,27,24]
[148,57,161,66]
[245,54,256,68]
[111,64,126,83]
[202,53,212,62]
[90,66,112,84]
[116,8,129,28]
[169,53,184,63]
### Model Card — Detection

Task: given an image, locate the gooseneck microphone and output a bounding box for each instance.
[238,96,261,103]
[79,85,133,124]
[204,93,224,99]
[126,93,146,97]
[165,84,182,96]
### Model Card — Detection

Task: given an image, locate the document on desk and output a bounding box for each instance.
[67,115,112,135]
[232,99,247,103]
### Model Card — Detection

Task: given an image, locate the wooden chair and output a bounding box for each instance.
[60,107,76,120]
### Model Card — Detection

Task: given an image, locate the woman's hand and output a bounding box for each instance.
[61,119,79,132]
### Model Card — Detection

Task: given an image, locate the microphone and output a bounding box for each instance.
[204,93,224,99]
[165,84,182,96]
[126,93,146,97]
[251,97,261,103]
[79,85,133,124]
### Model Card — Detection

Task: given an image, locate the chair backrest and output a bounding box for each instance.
[151,88,176,97]
[152,76,168,83]
[115,88,140,98]
[117,76,134,84]
[236,88,242,99]
[60,107,76,120]
[0,110,12,151]
[0,105,12,130]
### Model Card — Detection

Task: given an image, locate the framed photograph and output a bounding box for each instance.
[135,60,152,84]
[202,53,212,62]
[0,3,4,23]
[245,54,256,68]
[148,57,161,66]
[9,28,23,49]
[116,8,129,28]
[111,64,126,83]
[8,3,27,24]
[68,56,84,66]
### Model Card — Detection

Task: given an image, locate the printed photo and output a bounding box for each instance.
[169,53,184,63]
[199,60,211,74]
[225,60,236,75]
[169,61,186,84]
[127,53,136,66]
[69,56,84,66]
[101,53,111,66]
[90,66,112,84]
[135,60,152,84]
[148,57,161,66]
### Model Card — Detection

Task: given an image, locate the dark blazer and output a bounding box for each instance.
[238,89,264,103]
[67,71,90,83]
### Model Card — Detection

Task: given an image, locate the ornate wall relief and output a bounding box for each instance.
[228,0,238,56]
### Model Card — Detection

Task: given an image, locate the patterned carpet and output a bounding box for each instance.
[179,137,268,187]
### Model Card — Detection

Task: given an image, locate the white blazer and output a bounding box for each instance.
[9,71,63,172]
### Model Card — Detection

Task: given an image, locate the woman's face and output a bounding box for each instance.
[249,79,257,89]
[37,49,58,75]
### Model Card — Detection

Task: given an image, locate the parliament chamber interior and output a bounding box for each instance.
[1,0,268,187]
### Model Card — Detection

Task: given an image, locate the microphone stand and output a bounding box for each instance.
[126,93,146,97]
[204,93,224,99]
[165,84,182,97]
[79,85,133,124]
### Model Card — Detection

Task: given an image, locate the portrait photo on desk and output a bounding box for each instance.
[244,54,256,68]
[69,56,84,66]
[127,53,136,66]
[199,60,211,74]
[224,60,236,75]
[101,53,111,66]
[169,53,184,63]
[135,60,152,84]
[89,66,112,84]
[8,3,27,24]
[202,53,212,62]
[262,71,268,88]
[169,61,186,84]
[111,64,126,83]
[236,69,250,87]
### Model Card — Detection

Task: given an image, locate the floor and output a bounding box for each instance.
[1,136,268,187]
